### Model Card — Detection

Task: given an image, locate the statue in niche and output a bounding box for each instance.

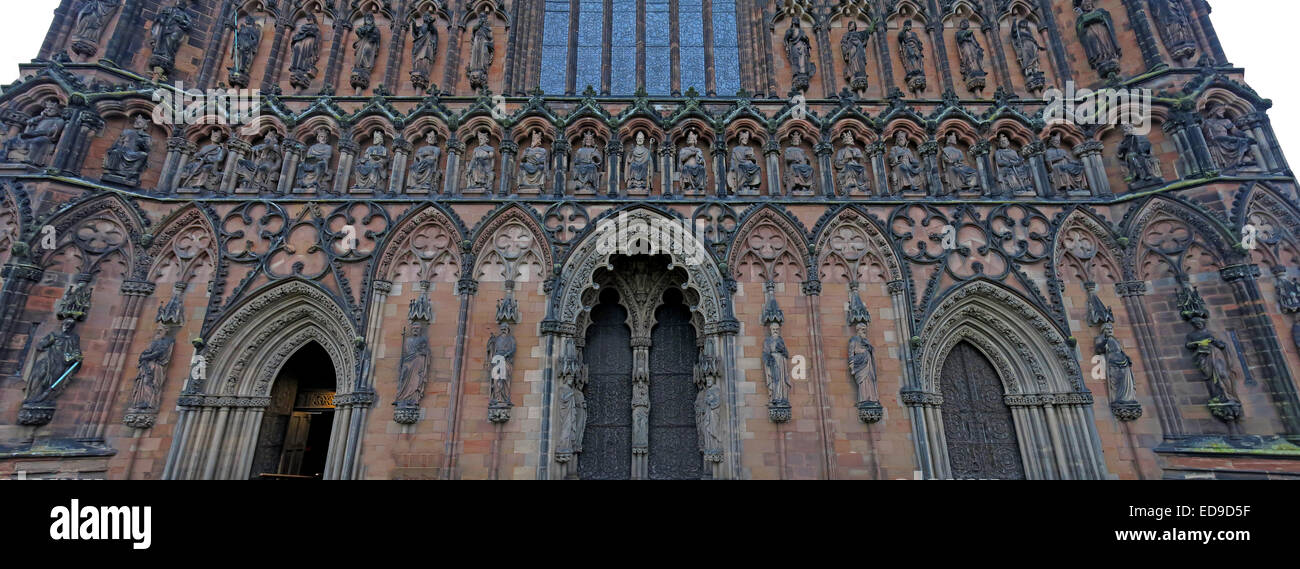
[555,339,587,461]
[941,132,981,194]
[178,131,227,191]
[1185,316,1240,408]
[124,286,183,427]
[1278,276,1300,352]
[148,0,191,75]
[467,9,495,91]
[835,131,870,195]
[678,129,708,194]
[410,10,439,92]
[727,130,762,195]
[1202,105,1256,170]
[694,342,723,461]
[350,12,382,91]
[994,134,1033,195]
[888,131,925,194]
[761,289,792,423]
[289,13,322,89]
[235,132,282,192]
[1117,123,1163,185]
[5,100,66,165]
[783,131,815,194]
[841,20,871,94]
[22,318,83,409]
[393,282,433,424]
[408,131,443,192]
[229,15,262,87]
[516,129,548,191]
[955,19,987,92]
[1095,322,1139,406]
[1074,0,1121,77]
[1011,17,1043,79]
[847,289,880,423]
[487,321,517,421]
[1154,0,1196,61]
[464,130,496,192]
[71,0,120,57]
[296,128,334,191]
[353,130,390,191]
[1045,133,1088,193]
[569,130,603,194]
[898,19,927,92]
[103,115,153,186]
[783,19,815,92]
[625,131,653,192]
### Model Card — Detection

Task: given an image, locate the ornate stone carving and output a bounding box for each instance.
[103,115,153,187]
[1152,0,1197,62]
[847,284,881,423]
[148,0,191,78]
[898,19,927,92]
[351,12,382,91]
[940,132,980,195]
[4,100,66,166]
[410,11,439,92]
[229,14,262,88]
[1117,123,1163,187]
[21,276,92,426]
[783,131,815,195]
[994,134,1033,196]
[466,9,495,91]
[1202,104,1257,171]
[289,13,323,90]
[678,129,709,194]
[888,131,924,194]
[841,20,871,94]
[1045,133,1088,194]
[295,128,334,191]
[625,131,653,193]
[353,130,390,191]
[1010,17,1045,92]
[955,20,986,92]
[1185,316,1243,422]
[761,283,792,423]
[487,281,519,423]
[408,131,443,193]
[124,283,185,429]
[569,130,604,195]
[463,130,497,193]
[694,337,724,472]
[1074,0,1121,78]
[70,0,120,58]
[834,131,871,196]
[393,281,433,424]
[727,130,762,195]
[234,132,282,192]
[554,337,588,466]
[178,131,227,191]
[784,19,815,92]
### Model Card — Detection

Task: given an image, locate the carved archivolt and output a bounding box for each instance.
[198,279,356,397]
[814,208,903,283]
[147,206,217,285]
[917,280,1083,395]
[729,207,809,283]
[1054,208,1123,285]
[472,205,551,283]
[378,206,463,283]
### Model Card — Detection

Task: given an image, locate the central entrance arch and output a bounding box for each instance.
[940,341,1025,480]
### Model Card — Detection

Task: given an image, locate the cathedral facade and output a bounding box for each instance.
[0,0,1297,480]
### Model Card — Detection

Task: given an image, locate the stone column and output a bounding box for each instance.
[815,138,835,198]
[0,263,43,375]
[1075,140,1111,196]
[763,137,781,197]
[659,140,675,198]
[498,138,518,197]
[630,338,650,480]
[971,139,993,196]
[918,138,942,197]
[1116,280,1183,436]
[605,139,622,198]
[76,280,155,442]
[1221,263,1300,439]
[1120,0,1166,70]
[279,140,302,195]
[1022,141,1050,198]
[443,135,465,196]
[335,138,358,194]
[868,141,889,197]
[551,135,570,198]
[712,137,728,197]
[389,138,412,195]
[225,139,252,194]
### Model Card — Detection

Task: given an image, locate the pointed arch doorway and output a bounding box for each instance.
[940,341,1026,480]
[249,341,338,479]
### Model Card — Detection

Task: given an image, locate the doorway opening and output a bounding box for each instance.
[249,341,337,480]
[940,341,1026,480]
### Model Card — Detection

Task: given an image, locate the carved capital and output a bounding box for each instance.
[121,280,157,297]
[1219,264,1261,283]
[2,263,44,282]
[1114,280,1147,297]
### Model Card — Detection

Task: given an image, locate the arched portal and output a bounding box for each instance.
[248,342,338,479]
[940,341,1026,480]
[545,207,738,480]
[161,280,371,480]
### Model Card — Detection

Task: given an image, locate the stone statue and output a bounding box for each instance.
[408,131,443,192]
[178,131,227,191]
[1046,133,1088,193]
[631,350,650,455]
[888,131,924,194]
[783,19,815,92]
[941,132,980,194]
[555,339,587,461]
[1154,0,1196,61]
[487,322,517,413]
[517,129,548,191]
[1075,0,1121,77]
[994,134,1033,195]
[694,343,723,462]
[1095,323,1138,406]
[898,19,927,92]
[125,326,175,418]
[1202,105,1256,170]
[351,12,382,91]
[23,318,83,407]
[1185,316,1240,407]
[235,132,283,192]
[5,100,66,165]
[71,0,120,57]
[783,131,815,194]
[1011,17,1043,79]
[727,130,762,194]
[625,131,653,192]
[467,9,495,90]
[353,130,390,190]
[289,13,322,89]
[296,128,334,191]
[410,11,439,92]
[393,323,430,416]
[148,0,191,74]
[1278,275,1300,314]
[835,131,870,195]
[1117,123,1162,184]
[678,130,708,194]
[763,321,792,420]
[841,21,871,93]
[955,20,986,91]
[848,321,878,405]
[229,15,261,86]
[103,115,153,186]
[569,130,603,194]
[464,130,496,192]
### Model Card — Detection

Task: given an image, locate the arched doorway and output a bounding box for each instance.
[648,288,701,479]
[940,341,1025,480]
[579,289,633,480]
[249,342,337,479]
